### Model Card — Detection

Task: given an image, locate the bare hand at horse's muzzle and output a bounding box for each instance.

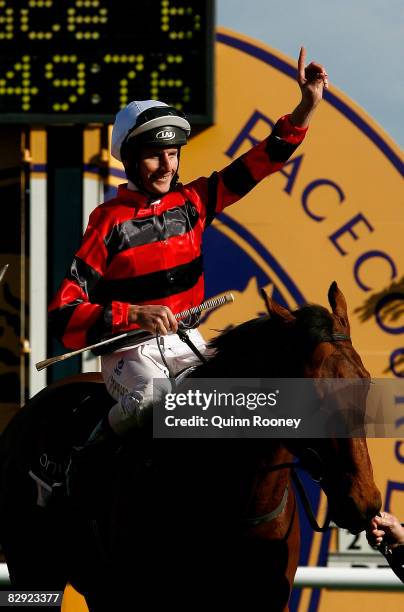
[366,512,404,548]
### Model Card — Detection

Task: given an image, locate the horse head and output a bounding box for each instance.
[263,281,382,533]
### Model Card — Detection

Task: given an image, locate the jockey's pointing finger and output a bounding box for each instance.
[298,46,306,84]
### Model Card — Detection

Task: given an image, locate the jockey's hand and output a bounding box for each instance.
[297,46,328,108]
[366,512,404,549]
[290,47,328,128]
[129,304,178,335]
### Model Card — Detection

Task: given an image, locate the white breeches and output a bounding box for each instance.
[101,329,208,435]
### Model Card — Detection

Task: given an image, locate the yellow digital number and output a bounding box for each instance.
[103,54,144,108]
[0,2,13,40]
[150,55,187,109]
[45,55,85,111]
[0,56,38,110]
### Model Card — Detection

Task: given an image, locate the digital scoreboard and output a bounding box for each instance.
[0,0,214,124]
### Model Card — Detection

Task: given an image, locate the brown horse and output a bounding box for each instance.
[0,282,381,611]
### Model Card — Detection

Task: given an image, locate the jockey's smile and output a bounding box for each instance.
[137,146,179,196]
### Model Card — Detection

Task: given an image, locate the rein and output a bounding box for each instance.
[244,455,330,533]
[155,317,351,533]
[155,322,208,379]
[243,332,351,533]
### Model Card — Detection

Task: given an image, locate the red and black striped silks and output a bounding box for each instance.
[48,115,307,350]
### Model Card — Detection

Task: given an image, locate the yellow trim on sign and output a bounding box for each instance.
[30,129,46,165]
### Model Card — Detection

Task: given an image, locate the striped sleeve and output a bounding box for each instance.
[48,221,131,350]
[187,114,307,226]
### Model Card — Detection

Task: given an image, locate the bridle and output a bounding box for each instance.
[244,332,352,533]
[157,319,353,533]
[243,448,331,533]
[328,333,351,342]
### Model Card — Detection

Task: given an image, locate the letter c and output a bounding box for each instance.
[301,179,345,222]
[354,250,397,292]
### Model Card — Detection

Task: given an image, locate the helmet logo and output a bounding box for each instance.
[156,130,175,140]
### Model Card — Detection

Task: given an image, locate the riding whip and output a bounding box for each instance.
[36,293,234,371]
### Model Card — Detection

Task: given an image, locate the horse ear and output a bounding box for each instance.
[260,288,296,323]
[328,281,350,330]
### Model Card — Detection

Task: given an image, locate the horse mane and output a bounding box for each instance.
[192,303,335,378]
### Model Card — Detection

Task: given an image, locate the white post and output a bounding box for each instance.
[29,130,47,397]
[81,128,104,374]
[294,567,404,590]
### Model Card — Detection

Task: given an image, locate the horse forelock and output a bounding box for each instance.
[292,304,335,353]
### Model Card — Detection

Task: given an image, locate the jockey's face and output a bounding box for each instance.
[137,146,179,195]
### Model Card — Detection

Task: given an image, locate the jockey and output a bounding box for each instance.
[48,49,328,478]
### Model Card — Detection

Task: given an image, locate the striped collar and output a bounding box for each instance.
[117,184,160,207]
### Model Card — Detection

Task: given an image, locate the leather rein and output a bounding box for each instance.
[243,332,352,532]
[244,451,330,532]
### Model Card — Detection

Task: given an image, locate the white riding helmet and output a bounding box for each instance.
[111,100,191,162]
